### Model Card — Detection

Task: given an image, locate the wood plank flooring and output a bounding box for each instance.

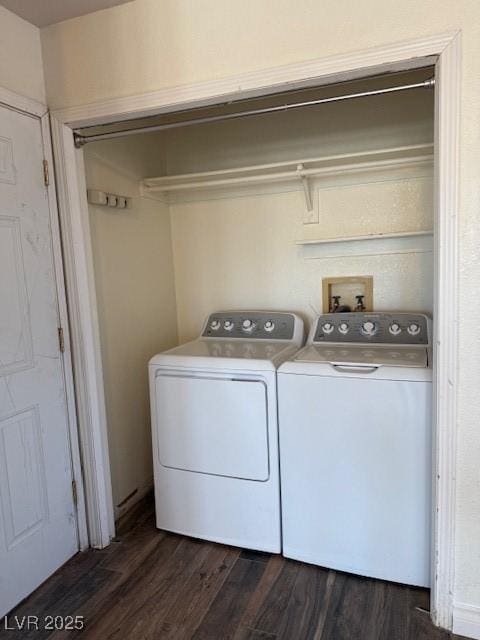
[0,494,467,640]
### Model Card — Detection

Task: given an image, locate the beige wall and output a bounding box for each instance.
[0,6,45,103]
[171,192,433,342]
[85,145,178,514]
[39,0,473,111]
[41,0,480,613]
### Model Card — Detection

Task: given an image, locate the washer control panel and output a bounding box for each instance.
[312,312,429,345]
[203,311,296,340]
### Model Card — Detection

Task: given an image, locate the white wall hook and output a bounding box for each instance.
[87,189,130,209]
[87,189,107,206]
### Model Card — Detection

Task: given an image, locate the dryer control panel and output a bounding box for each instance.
[312,312,429,345]
[202,311,298,340]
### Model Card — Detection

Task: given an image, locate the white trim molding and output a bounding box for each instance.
[52,32,456,128]
[50,30,461,630]
[0,86,46,119]
[453,603,480,640]
[431,31,461,631]
[50,116,115,548]
[41,114,89,550]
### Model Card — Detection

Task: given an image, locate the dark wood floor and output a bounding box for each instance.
[1,494,467,640]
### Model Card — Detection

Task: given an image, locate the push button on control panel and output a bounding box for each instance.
[223,320,234,331]
[264,320,275,332]
[210,319,221,331]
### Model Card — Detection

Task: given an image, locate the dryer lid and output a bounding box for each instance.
[150,338,299,370]
[165,339,291,359]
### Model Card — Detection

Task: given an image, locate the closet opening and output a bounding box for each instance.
[80,63,437,608]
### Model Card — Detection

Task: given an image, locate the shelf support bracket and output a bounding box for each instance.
[297,164,313,212]
[297,163,317,225]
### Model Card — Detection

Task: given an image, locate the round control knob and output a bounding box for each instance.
[389,323,402,336]
[223,320,234,331]
[264,320,275,332]
[210,320,221,331]
[361,320,377,337]
[338,322,349,335]
[322,322,334,334]
[407,323,421,336]
[241,319,255,333]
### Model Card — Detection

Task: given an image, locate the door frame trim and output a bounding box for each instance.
[49,118,115,549]
[0,87,88,550]
[0,86,46,119]
[50,30,460,629]
[40,114,89,550]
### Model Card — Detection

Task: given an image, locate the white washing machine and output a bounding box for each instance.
[149,311,304,552]
[278,312,432,587]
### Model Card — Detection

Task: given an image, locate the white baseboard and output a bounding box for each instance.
[114,479,153,521]
[453,602,480,639]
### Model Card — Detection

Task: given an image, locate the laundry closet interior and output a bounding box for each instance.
[80,65,435,583]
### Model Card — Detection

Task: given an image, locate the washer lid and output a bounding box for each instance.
[293,345,428,368]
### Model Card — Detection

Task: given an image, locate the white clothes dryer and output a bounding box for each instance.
[278,312,432,587]
[149,311,304,552]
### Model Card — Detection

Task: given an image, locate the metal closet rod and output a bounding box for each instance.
[73,77,435,147]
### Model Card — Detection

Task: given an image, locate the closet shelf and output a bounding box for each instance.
[141,143,433,209]
[296,230,433,246]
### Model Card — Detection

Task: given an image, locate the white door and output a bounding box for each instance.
[155,373,269,480]
[0,105,78,616]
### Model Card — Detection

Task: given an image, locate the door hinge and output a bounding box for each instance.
[72,479,78,507]
[58,326,65,353]
[43,159,49,186]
